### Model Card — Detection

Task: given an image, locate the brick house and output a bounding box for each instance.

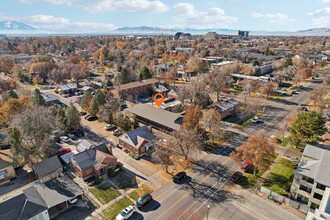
[110,78,158,100]
[118,126,156,156]
[70,144,117,180]
[212,99,240,119]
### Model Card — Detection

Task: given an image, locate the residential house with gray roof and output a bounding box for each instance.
[290,144,330,210]
[118,126,156,156]
[32,156,62,183]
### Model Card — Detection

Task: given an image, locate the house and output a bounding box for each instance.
[125,103,183,132]
[167,89,178,99]
[118,126,156,156]
[0,149,16,186]
[306,187,330,220]
[32,156,63,183]
[212,99,240,119]
[153,84,169,97]
[70,143,117,180]
[42,93,59,105]
[154,64,173,74]
[290,144,330,210]
[110,78,158,100]
[210,61,234,71]
[55,83,78,94]
[0,176,83,220]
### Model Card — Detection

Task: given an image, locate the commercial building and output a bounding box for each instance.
[290,144,330,210]
[306,187,330,220]
[238,30,249,40]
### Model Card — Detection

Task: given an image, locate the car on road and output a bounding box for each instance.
[104,124,117,131]
[116,205,135,220]
[172,171,186,183]
[241,160,252,172]
[86,116,97,121]
[79,111,87,116]
[60,136,70,143]
[252,117,259,124]
[136,193,153,209]
[231,171,243,183]
[112,129,123,136]
[56,148,71,157]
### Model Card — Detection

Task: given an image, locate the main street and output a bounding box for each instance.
[130,78,322,220]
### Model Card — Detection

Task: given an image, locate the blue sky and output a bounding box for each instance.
[0,0,330,33]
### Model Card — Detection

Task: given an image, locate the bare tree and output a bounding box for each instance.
[308,84,328,110]
[152,141,172,173]
[205,68,233,102]
[97,94,120,123]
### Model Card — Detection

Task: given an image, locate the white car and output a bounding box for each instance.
[251,117,259,124]
[60,136,69,143]
[116,205,135,220]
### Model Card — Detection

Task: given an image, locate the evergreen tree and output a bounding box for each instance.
[80,91,93,110]
[93,89,106,106]
[7,89,18,99]
[55,107,67,132]
[138,66,153,80]
[103,80,113,89]
[284,57,293,67]
[31,88,46,106]
[9,127,22,166]
[289,111,326,148]
[115,67,129,84]
[65,103,81,131]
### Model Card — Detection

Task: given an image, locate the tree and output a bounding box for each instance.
[0,95,31,127]
[284,57,293,67]
[55,107,66,132]
[90,89,106,115]
[308,84,327,110]
[97,94,120,123]
[80,91,93,111]
[31,88,46,106]
[230,132,275,175]
[99,51,105,72]
[182,104,203,131]
[7,89,18,99]
[252,59,259,66]
[12,106,56,165]
[152,141,172,173]
[115,67,130,84]
[201,109,222,143]
[178,81,210,108]
[206,68,232,102]
[241,79,260,103]
[103,79,113,89]
[65,103,81,131]
[9,127,23,166]
[289,111,326,148]
[32,75,43,85]
[138,66,153,80]
[168,129,201,159]
[186,56,206,74]
[113,112,131,131]
[259,82,277,100]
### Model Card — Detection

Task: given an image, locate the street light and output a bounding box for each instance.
[207,204,210,220]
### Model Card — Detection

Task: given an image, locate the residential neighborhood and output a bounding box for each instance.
[1,1,330,219]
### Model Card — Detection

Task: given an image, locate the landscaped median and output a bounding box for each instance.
[89,186,121,205]
[262,158,296,196]
[102,197,134,220]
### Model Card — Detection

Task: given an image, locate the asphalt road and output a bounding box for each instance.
[129,78,323,220]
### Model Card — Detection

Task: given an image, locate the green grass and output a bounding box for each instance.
[89,186,121,205]
[102,197,133,220]
[278,137,289,147]
[128,184,154,201]
[129,191,140,201]
[239,153,278,189]
[262,158,296,196]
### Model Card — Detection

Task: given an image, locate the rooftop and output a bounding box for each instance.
[32,156,62,178]
[113,78,158,91]
[125,103,183,131]
[118,126,156,148]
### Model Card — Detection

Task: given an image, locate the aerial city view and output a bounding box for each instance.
[0,0,330,220]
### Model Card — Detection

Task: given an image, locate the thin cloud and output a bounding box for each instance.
[252,12,294,24]
[308,7,330,28]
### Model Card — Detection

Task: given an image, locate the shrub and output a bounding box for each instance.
[128,152,140,160]
[54,90,58,94]
[109,169,116,177]
[94,176,102,185]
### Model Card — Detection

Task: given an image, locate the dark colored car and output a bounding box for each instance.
[231,171,243,183]
[136,194,153,209]
[86,116,97,121]
[80,111,87,116]
[72,129,84,137]
[67,133,77,140]
[240,160,252,172]
[56,148,71,157]
[172,171,186,183]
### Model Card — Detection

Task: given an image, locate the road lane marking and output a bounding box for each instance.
[155,157,231,220]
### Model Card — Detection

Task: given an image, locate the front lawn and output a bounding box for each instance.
[89,186,121,205]
[129,184,154,201]
[239,153,278,189]
[262,158,296,196]
[102,197,133,220]
[278,137,289,147]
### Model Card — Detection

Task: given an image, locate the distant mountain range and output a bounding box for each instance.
[0,21,329,36]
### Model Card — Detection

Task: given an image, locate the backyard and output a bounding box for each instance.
[262,158,296,196]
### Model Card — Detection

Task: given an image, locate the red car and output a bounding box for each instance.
[240,160,252,172]
[56,148,71,157]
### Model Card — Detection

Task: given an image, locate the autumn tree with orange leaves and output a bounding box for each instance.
[230,132,275,175]
[182,104,203,131]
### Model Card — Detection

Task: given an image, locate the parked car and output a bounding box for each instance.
[112,129,123,136]
[60,136,69,143]
[251,117,259,124]
[56,148,71,157]
[116,205,135,220]
[72,129,84,137]
[84,115,91,119]
[86,116,97,121]
[136,194,153,209]
[240,160,252,172]
[172,171,186,183]
[79,111,87,116]
[231,171,243,183]
[67,133,77,140]
[104,124,117,131]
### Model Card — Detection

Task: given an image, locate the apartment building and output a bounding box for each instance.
[290,144,330,210]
